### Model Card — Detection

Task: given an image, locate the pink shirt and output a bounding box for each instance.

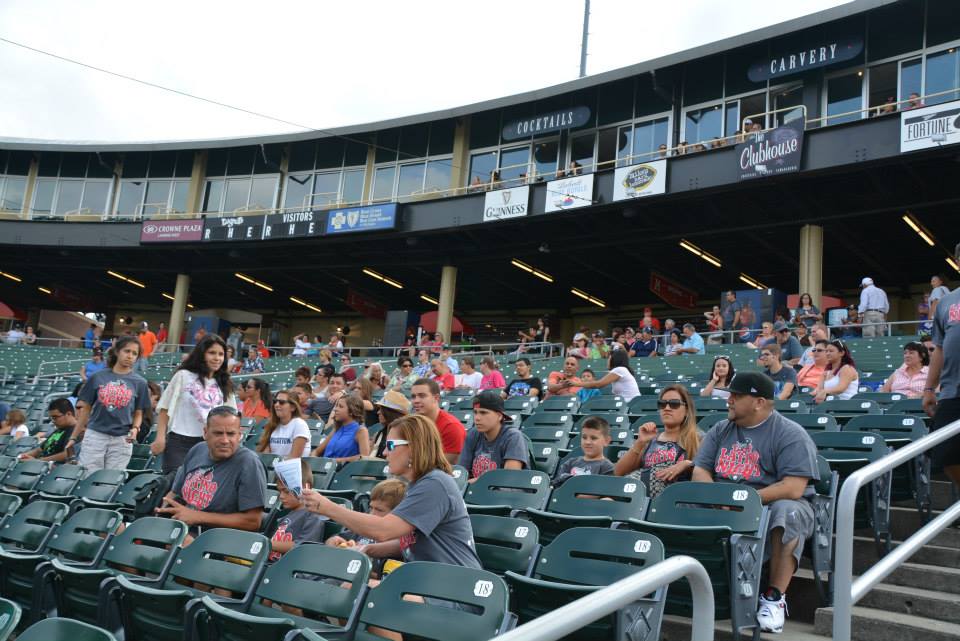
[480,370,506,390]
[887,365,929,398]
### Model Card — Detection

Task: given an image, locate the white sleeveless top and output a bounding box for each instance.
[825,368,859,400]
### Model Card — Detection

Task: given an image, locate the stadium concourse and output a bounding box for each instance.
[2,0,960,639]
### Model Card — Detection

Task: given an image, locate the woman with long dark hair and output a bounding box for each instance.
[152,334,236,474]
[814,339,860,402]
[68,335,150,472]
[701,356,735,399]
[240,377,272,420]
[568,348,640,401]
[257,389,310,459]
[312,394,370,464]
[794,293,822,329]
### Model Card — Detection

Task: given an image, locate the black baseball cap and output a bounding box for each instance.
[473,390,506,416]
[720,372,775,400]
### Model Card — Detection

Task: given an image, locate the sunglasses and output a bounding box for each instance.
[273,398,294,406]
[811,348,825,353]
[386,439,409,451]
[657,399,687,409]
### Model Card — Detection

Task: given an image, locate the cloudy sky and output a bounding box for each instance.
[0,0,850,143]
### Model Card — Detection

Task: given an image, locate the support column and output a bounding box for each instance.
[450,117,472,192]
[799,224,823,306]
[185,151,208,215]
[437,266,458,342]
[167,273,191,353]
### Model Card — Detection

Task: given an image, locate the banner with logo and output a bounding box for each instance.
[202,215,264,242]
[482,186,529,222]
[544,174,594,213]
[262,210,323,240]
[649,271,698,309]
[736,123,804,181]
[326,203,398,235]
[140,219,203,243]
[346,289,388,319]
[613,160,667,201]
[502,106,591,142]
[900,99,960,153]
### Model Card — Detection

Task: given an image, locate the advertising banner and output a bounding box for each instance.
[140,219,203,243]
[202,215,264,242]
[649,271,698,309]
[736,123,804,181]
[900,99,960,153]
[544,174,595,213]
[502,106,591,141]
[326,203,398,235]
[262,210,324,240]
[613,160,667,201]
[482,186,529,222]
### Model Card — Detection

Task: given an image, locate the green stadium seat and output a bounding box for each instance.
[538,396,579,413]
[697,412,728,432]
[786,413,840,433]
[818,399,882,421]
[571,413,630,434]
[464,469,551,516]
[198,544,371,641]
[853,391,910,405]
[302,456,338,491]
[628,481,768,640]
[773,399,811,413]
[3,437,38,458]
[522,411,574,431]
[520,425,573,447]
[527,475,648,544]
[17,617,117,641]
[0,597,21,641]
[578,396,628,415]
[0,459,49,499]
[809,455,839,605]
[323,460,392,503]
[33,464,85,501]
[889,398,925,414]
[503,396,537,416]
[628,396,661,415]
[60,469,127,510]
[114,528,271,641]
[0,494,21,527]
[450,465,469,494]
[469,514,539,576]
[505,527,666,641]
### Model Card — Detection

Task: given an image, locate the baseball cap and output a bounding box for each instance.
[720,372,775,400]
[473,390,506,416]
[641,326,653,335]
[375,390,411,414]
[861,277,874,287]
[773,321,790,332]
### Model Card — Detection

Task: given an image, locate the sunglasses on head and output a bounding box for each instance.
[386,439,409,451]
[657,399,686,409]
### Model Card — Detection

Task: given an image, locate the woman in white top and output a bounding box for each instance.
[814,339,860,402]
[700,356,735,399]
[257,389,311,458]
[152,335,237,475]
[292,334,311,357]
[568,350,640,401]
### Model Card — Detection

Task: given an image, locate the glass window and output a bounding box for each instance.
[925,48,960,106]
[227,147,256,176]
[87,154,115,179]
[80,181,110,214]
[376,130,400,164]
[615,126,633,167]
[774,86,805,126]
[6,152,30,176]
[398,163,426,196]
[206,150,228,177]
[54,181,84,216]
[344,141,368,167]
[725,44,769,97]
[469,152,497,185]
[145,181,172,209]
[171,180,190,213]
[1,177,25,212]
[313,172,341,206]
[900,58,922,103]
[429,120,456,156]
[399,124,429,159]
[635,77,673,118]
[724,101,740,138]
[289,142,316,172]
[123,153,149,179]
[315,139,344,170]
[116,181,145,217]
[683,55,724,105]
[373,166,397,200]
[203,179,224,212]
[684,105,722,143]
[470,110,501,149]
[222,179,250,212]
[248,177,277,210]
[596,127,618,170]
[533,140,559,179]
[826,72,864,125]
[254,145,283,174]
[632,118,668,161]
[149,152,177,177]
[926,0,960,47]
[284,173,313,209]
[739,93,767,130]
[341,169,364,203]
[597,79,633,126]
[38,153,60,177]
[424,160,451,193]
[499,146,530,184]
[32,179,56,214]
[868,62,898,112]
[570,133,595,171]
[59,153,88,178]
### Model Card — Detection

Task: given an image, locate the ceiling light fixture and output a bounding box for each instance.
[901,213,935,247]
[678,239,722,268]
[947,257,960,274]
[362,268,403,289]
[739,273,766,290]
[511,259,554,283]
[38,286,52,294]
[107,270,145,288]
[0,271,22,283]
[571,287,606,308]
[420,294,439,305]
[234,272,273,292]
[290,296,323,313]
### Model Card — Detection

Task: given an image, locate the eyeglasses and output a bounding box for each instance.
[386,439,409,451]
[811,348,825,353]
[657,399,687,409]
[759,352,771,358]
[273,398,294,406]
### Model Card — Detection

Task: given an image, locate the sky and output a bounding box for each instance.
[0,0,852,143]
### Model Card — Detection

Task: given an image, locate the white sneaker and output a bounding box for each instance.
[756,593,787,634]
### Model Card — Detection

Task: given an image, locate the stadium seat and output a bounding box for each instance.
[889,398,925,414]
[628,481,768,640]
[0,459,49,499]
[696,397,732,413]
[17,617,116,641]
[538,396,579,413]
[0,455,17,479]
[33,464,85,501]
[323,460,392,503]
[503,396,537,416]
[0,494,21,527]
[125,443,155,475]
[469,514,539,576]
[526,475,648,544]
[114,528,271,641]
[520,425,573,447]
[809,455,839,605]
[0,597,21,641]
[464,469,551,516]
[505,527,666,641]
[818,398,882,421]
[628,396,661,416]
[450,465,469,494]
[787,413,840,433]
[302,456,338,491]
[197,544,371,641]
[578,396,628,415]
[697,412,728,432]
[772,399,811,413]
[2,437,38,458]
[571,413,631,435]
[60,469,127,511]
[522,410,574,430]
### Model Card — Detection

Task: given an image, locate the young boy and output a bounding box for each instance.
[553,415,615,486]
[19,398,75,463]
[326,478,406,576]
[576,370,601,404]
[459,391,529,481]
[269,459,328,561]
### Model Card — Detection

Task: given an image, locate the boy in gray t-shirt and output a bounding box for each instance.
[553,416,614,486]
[459,391,529,480]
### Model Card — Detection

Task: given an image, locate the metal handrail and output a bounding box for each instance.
[832,417,960,640]
[491,555,714,641]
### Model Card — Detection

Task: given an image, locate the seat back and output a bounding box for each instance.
[0,499,69,551]
[167,528,270,595]
[520,426,572,446]
[889,398,924,414]
[0,494,21,525]
[34,464,85,498]
[697,413,728,432]
[470,514,539,575]
[628,396,660,415]
[646,481,764,534]
[523,411,574,429]
[101,517,188,576]
[0,597,21,640]
[787,413,840,433]
[111,473,163,512]
[503,397,537,416]
[464,469,551,513]
[819,399,881,414]
[450,466,469,494]
[302,456,338,490]
[533,527,665,586]
[579,396,627,415]
[773,399,810,413]
[843,414,927,446]
[0,459,48,492]
[0,455,16,478]
[539,396,579,413]
[811,430,889,464]
[3,437,38,457]
[75,469,127,503]
[697,398,733,413]
[45,508,122,563]
[357,562,511,641]
[17,617,117,641]
[126,443,153,471]
[546,475,648,521]
[327,460,392,496]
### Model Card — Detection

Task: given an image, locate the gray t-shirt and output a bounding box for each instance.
[269,508,327,561]
[933,287,960,399]
[765,366,798,398]
[391,469,481,568]
[78,369,151,436]
[459,427,529,479]
[172,443,268,515]
[778,336,804,363]
[694,411,819,496]
[722,300,742,325]
[553,456,614,486]
[633,439,694,498]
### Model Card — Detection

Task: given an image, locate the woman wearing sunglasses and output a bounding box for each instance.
[701,356,735,399]
[614,385,701,498]
[257,389,310,459]
[304,413,481,569]
[814,339,860,403]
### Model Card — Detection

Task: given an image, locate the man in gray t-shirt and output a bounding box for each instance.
[692,372,818,634]
[926,256,960,484]
[773,321,804,366]
[760,343,797,400]
[459,391,529,480]
[158,408,267,537]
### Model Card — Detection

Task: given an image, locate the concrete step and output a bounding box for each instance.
[660,615,822,641]
[892,479,953,511]
[859,583,960,625]
[815,605,960,641]
[884,561,960,594]
[867,506,960,542]
[849,535,960,571]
